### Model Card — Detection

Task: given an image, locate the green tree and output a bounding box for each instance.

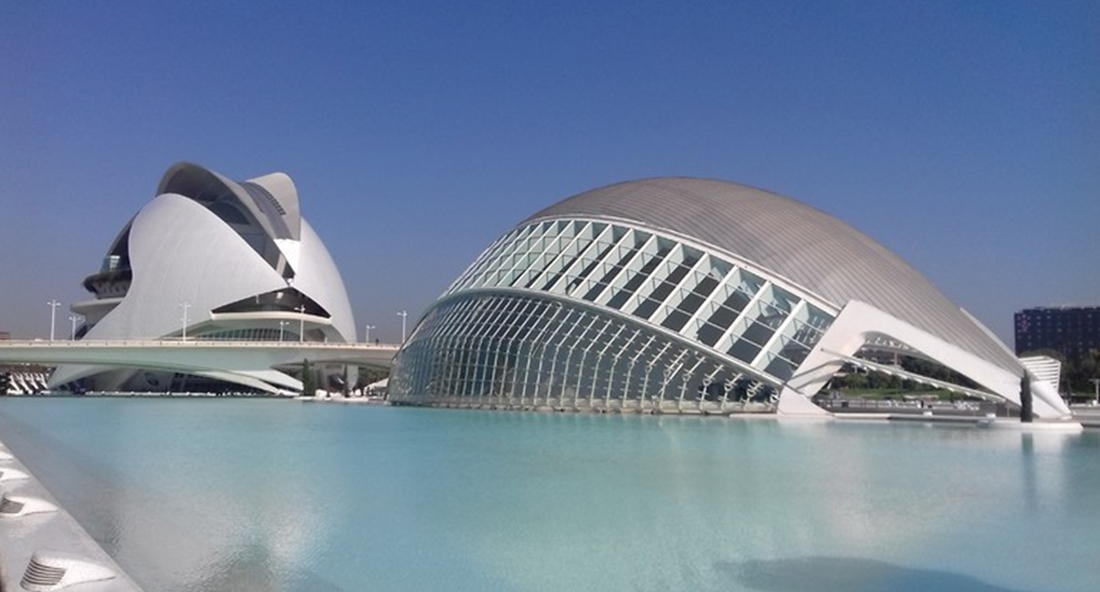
[1065,349,1100,393]
[356,365,389,388]
[301,359,317,395]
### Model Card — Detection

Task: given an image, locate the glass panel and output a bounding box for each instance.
[607,251,663,310]
[764,284,799,314]
[734,269,765,297]
[706,301,743,331]
[633,297,661,320]
[728,339,761,363]
[565,240,617,296]
[678,275,717,317]
[764,355,796,381]
[695,322,726,347]
[739,319,775,346]
[661,309,692,332]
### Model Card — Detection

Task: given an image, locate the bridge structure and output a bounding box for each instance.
[0,339,400,394]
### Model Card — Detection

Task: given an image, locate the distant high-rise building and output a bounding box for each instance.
[1015,306,1100,356]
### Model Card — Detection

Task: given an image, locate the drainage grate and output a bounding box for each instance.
[0,467,28,481]
[21,557,67,589]
[0,496,25,514]
[0,494,57,518]
[19,551,116,590]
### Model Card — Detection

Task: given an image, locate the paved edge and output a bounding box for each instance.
[0,436,144,592]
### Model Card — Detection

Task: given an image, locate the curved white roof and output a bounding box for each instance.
[88,193,290,339]
[55,163,357,392]
[523,177,1020,374]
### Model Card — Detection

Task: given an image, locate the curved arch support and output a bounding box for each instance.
[781,301,1071,418]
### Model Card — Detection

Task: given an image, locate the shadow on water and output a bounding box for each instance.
[717,557,1042,592]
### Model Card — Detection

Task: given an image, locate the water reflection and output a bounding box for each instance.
[182,543,343,592]
[1,401,1098,592]
[720,557,1041,592]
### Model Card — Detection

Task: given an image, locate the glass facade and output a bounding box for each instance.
[191,327,299,341]
[390,218,838,413]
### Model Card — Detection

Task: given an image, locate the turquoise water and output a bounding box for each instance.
[0,398,1097,592]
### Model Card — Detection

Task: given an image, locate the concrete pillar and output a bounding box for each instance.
[1020,374,1033,423]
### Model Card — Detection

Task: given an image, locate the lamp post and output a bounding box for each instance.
[279,320,289,342]
[47,300,60,342]
[1091,378,1100,405]
[68,314,82,341]
[297,304,306,342]
[179,301,191,340]
[364,324,375,343]
[397,310,408,343]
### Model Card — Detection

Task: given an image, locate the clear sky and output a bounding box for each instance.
[1,1,1097,345]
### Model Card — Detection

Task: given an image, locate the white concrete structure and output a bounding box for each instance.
[1020,355,1062,394]
[53,163,358,393]
[390,177,1071,418]
[2,341,398,394]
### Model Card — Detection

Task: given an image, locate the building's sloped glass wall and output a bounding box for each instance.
[191,327,299,341]
[438,218,836,385]
[390,294,780,412]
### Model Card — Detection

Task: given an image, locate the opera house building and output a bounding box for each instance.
[54,163,357,393]
[390,178,1070,418]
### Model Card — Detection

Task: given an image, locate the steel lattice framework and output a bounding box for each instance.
[392,217,835,412]
[390,178,1072,418]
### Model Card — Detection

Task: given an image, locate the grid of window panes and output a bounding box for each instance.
[389,293,780,412]
[443,219,836,382]
[191,327,298,341]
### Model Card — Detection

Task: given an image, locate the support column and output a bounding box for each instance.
[1020,374,1033,423]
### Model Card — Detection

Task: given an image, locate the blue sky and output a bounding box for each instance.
[1,1,1097,344]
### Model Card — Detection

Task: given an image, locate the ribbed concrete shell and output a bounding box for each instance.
[391,177,1070,418]
[524,178,1019,373]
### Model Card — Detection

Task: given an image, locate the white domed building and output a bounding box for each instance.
[54,163,357,393]
[389,178,1069,418]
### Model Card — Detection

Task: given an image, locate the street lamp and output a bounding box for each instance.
[47,300,60,342]
[46,299,61,341]
[179,301,191,340]
[364,324,375,343]
[279,320,289,342]
[397,310,408,343]
[297,304,306,342]
[68,314,82,341]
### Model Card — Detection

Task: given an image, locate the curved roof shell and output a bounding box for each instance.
[523,177,1020,373]
[54,163,357,391]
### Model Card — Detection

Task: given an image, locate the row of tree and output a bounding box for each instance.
[830,349,1100,397]
[828,354,978,393]
[297,360,390,395]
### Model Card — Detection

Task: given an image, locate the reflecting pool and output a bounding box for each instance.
[0,398,1097,592]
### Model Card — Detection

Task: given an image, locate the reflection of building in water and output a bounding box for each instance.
[0,364,50,394]
[52,163,357,394]
[390,178,1069,417]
